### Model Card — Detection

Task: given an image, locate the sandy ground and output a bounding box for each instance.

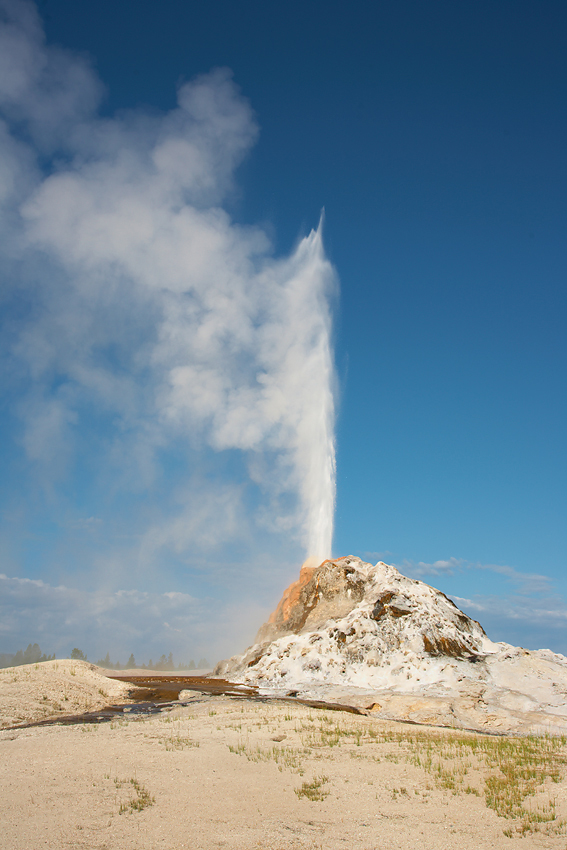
[0,660,148,728]
[2,687,567,850]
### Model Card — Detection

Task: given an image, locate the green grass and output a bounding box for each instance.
[227,740,308,774]
[160,733,199,751]
[294,710,567,835]
[295,775,329,801]
[118,778,155,814]
[210,700,567,836]
[358,726,566,835]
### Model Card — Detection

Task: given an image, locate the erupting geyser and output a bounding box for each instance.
[281,219,337,564]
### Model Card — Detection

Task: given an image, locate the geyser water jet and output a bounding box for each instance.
[289,221,337,564]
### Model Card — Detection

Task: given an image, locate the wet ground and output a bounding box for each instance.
[107,674,258,702]
[9,673,365,729]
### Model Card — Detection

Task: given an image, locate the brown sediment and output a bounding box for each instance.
[422,634,473,658]
[111,674,368,714]
[7,673,369,730]
[7,675,259,729]
[108,674,370,718]
[107,674,258,701]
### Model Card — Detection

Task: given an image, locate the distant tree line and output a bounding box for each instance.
[0,643,55,668]
[0,644,210,670]
[93,651,210,670]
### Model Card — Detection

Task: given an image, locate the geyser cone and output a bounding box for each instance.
[214,556,567,735]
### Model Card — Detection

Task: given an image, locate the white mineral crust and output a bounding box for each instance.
[215,557,567,734]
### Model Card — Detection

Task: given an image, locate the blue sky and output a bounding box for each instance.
[0,0,565,663]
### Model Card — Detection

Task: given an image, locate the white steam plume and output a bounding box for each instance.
[0,0,337,568]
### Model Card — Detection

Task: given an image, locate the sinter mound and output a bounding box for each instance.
[215,556,567,735]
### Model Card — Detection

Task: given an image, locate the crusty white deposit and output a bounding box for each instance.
[216,557,567,734]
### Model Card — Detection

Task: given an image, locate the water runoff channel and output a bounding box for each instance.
[14,673,366,729]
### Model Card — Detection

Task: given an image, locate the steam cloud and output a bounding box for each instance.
[0,0,337,611]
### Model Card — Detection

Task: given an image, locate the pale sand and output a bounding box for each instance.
[2,688,567,849]
[0,660,148,728]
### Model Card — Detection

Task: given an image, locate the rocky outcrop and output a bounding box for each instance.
[214,556,567,735]
[255,558,368,643]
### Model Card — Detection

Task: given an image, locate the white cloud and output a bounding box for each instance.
[0,0,338,602]
[138,481,249,563]
[64,516,103,531]
[450,593,567,630]
[396,556,463,577]
[17,391,77,471]
[398,556,553,594]
[0,0,342,662]
[473,562,553,595]
[398,557,567,653]
[0,571,264,662]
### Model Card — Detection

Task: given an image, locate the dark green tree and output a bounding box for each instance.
[23,643,42,664]
[1,645,54,668]
[39,652,55,662]
[70,648,87,661]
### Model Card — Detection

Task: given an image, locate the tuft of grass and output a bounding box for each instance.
[295,775,329,801]
[118,778,155,814]
[227,740,307,774]
[160,734,199,751]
